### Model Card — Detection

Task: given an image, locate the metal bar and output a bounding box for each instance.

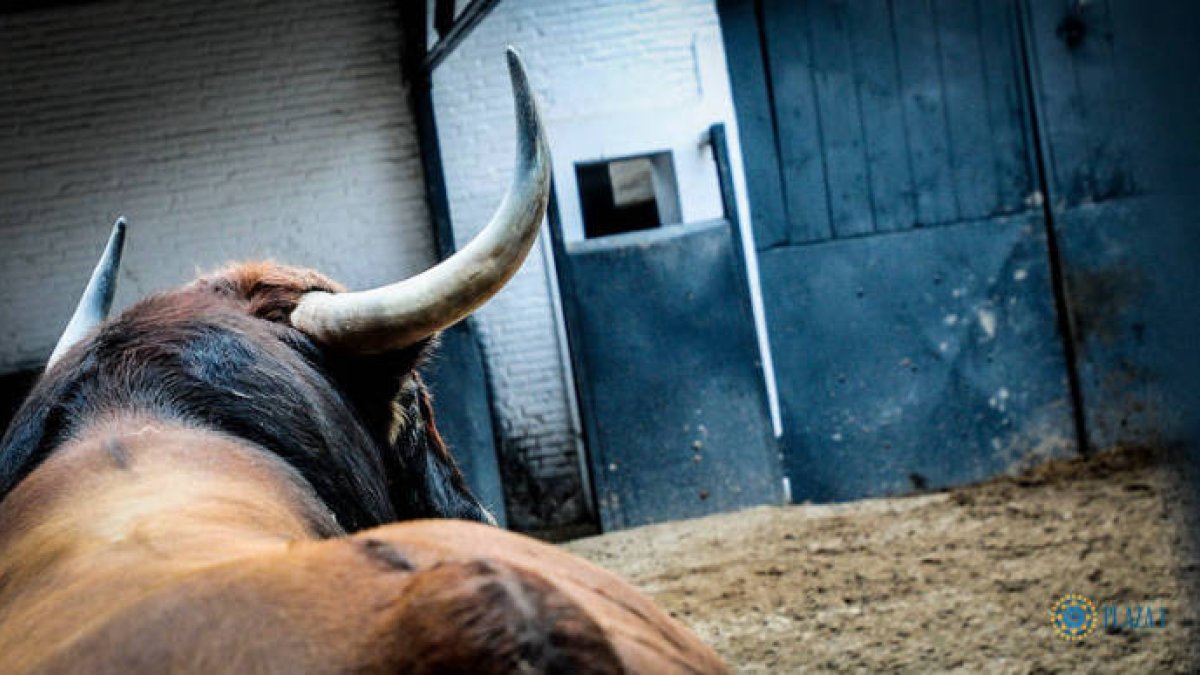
[709,120,786,466]
[422,0,504,74]
[1013,0,1091,455]
[710,124,752,290]
[401,0,458,257]
[544,180,604,532]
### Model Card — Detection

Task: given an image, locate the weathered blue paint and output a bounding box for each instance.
[555,220,781,530]
[714,0,789,250]
[1053,200,1196,452]
[762,215,1076,501]
[423,320,508,527]
[1021,0,1142,210]
[718,0,1081,502]
[753,0,1035,245]
[1020,0,1200,456]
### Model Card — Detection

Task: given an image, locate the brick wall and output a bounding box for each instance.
[431,0,778,531]
[0,0,434,371]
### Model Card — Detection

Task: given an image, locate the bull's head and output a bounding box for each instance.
[3,49,549,533]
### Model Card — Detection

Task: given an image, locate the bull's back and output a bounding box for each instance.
[9,521,726,674]
[0,422,725,673]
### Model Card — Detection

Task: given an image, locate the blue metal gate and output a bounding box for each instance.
[549,176,781,530]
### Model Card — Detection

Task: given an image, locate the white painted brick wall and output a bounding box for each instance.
[432,0,776,529]
[0,0,434,371]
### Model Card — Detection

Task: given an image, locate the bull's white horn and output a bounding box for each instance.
[290,48,551,353]
[47,217,127,368]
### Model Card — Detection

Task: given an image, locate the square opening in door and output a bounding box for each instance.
[576,152,681,239]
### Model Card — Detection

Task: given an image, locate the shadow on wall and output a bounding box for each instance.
[498,437,594,540]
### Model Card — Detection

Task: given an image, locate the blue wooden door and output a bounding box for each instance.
[720,0,1080,501]
[1019,0,1198,453]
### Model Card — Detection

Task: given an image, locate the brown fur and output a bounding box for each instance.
[0,420,725,673]
[0,262,729,673]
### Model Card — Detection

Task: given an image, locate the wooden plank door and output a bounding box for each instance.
[719,0,1079,501]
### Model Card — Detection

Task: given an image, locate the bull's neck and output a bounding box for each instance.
[0,418,338,605]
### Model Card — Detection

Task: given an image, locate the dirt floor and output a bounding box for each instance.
[565,448,1200,673]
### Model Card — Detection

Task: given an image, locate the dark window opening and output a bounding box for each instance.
[576,152,680,239]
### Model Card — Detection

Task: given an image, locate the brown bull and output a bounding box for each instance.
[0,51,728,674]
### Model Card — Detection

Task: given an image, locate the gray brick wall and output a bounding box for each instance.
[0,0,435,371]
[431,0,776,531]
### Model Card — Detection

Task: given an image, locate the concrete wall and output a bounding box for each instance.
[431,0,777,531]
[0,0,434,371]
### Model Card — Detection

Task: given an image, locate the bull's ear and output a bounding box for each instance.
[47,218,127,369]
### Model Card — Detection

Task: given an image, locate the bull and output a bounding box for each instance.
[0,51,728,674]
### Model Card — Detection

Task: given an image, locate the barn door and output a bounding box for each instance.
[719,0,1081,501]
[549,132,781,531]
[1019,0,1188,452]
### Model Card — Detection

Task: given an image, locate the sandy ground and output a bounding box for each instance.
[565,448,1199,673]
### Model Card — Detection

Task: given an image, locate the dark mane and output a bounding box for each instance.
[0,265,486,531]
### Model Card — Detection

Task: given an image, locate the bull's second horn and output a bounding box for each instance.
[47,217,127,369]
[291,47,551,353]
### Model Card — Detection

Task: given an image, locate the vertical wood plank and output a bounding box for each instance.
[807,0,874,238]
[763,0,833,243]
[1070,0,1136,201]
[1023,0,1080,203]
[977,0,1033,213]
[847,0,916,233]
[715,0,791,250]
[934,0,998,221]
[892,0,958,225]
[1023,0,1141,207]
